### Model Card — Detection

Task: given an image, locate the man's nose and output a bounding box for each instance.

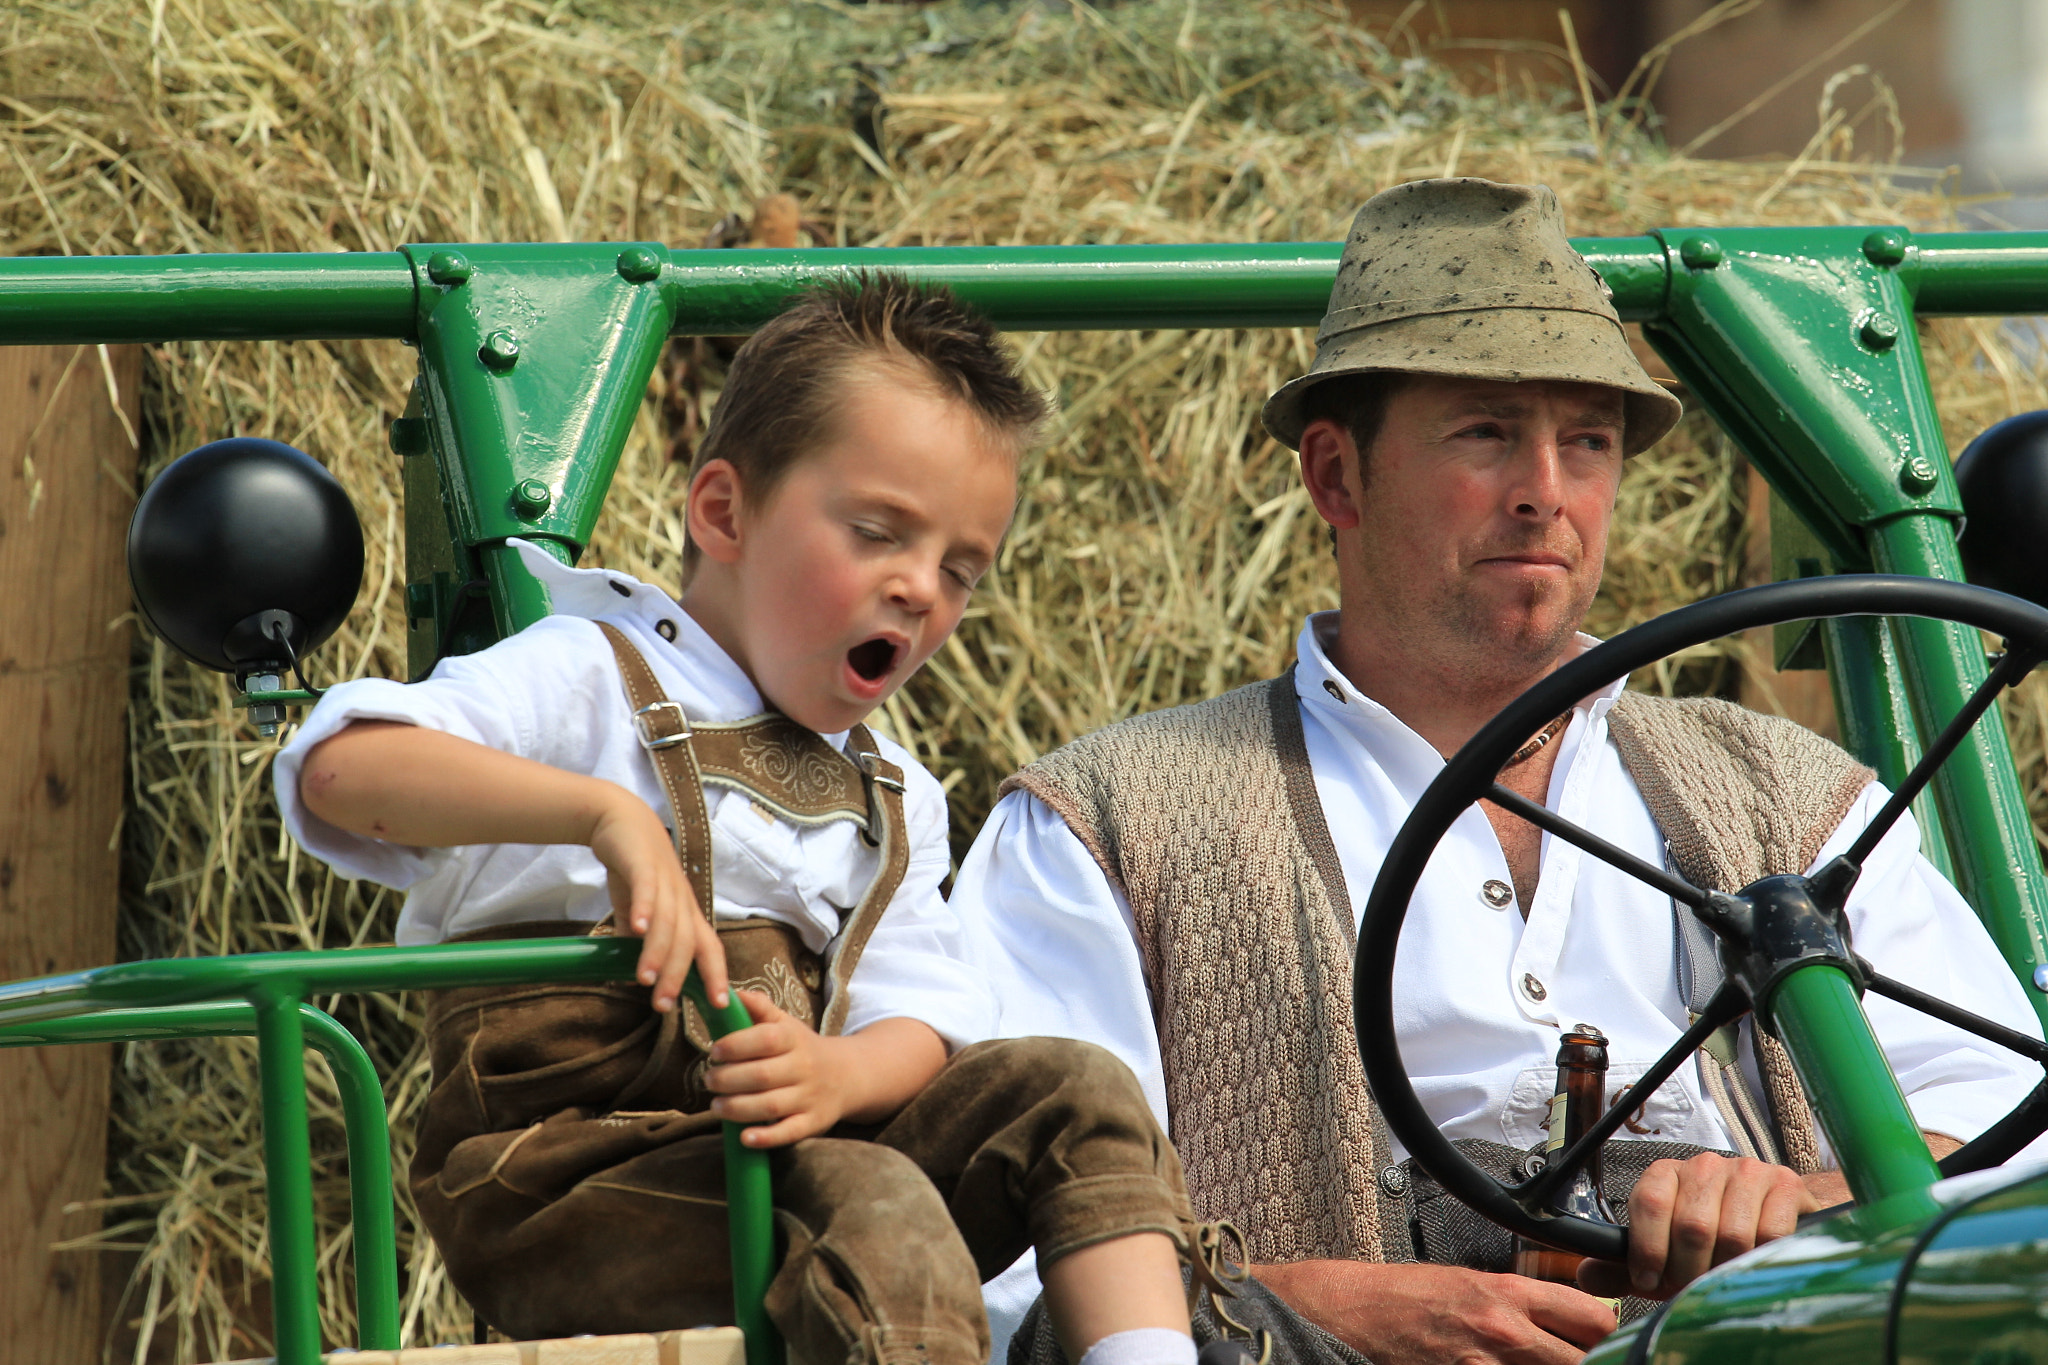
[1508,436,1567,518]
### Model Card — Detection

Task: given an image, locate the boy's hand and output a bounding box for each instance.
[586,793,730,1014]
[704,990,849,1147]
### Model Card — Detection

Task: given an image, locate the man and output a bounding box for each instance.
[955,179,2045,1365]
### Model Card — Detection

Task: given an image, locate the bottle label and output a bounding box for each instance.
[1545,1091,1568,1153]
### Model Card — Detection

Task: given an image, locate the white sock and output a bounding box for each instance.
[1077,1328,1198,1365]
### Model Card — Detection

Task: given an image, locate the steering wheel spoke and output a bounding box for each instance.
[1485,782,1710,910]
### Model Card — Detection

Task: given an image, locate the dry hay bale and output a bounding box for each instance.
[2,0,2043,1355]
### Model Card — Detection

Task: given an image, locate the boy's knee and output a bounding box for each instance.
[958,1036,1145,1097]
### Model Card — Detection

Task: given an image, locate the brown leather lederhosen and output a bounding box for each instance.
[409,625,1202,1364]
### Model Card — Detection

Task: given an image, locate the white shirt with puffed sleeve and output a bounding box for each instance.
[274,540,992,1051]
[960,610,2047,1359]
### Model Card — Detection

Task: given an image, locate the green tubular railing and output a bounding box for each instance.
[0,1000,401,1350]
[0,942,768,1365]
[7,227,2048,1356]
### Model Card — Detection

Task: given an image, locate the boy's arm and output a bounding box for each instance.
[298,719,730,1009]
[705,992,947,1147]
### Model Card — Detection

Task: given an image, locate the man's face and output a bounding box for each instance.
[1303,374,1626,691]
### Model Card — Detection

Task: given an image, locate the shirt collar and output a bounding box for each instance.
[1294,610,1624,728]
[507,537,765,718]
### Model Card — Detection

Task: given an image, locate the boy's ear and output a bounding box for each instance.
[687,460,747,566]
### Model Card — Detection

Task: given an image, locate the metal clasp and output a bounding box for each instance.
[633,700,693,750]
[856,750,905,846]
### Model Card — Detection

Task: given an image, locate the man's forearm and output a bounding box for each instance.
[1802,1130,1960,1209]
[299,720,624,848]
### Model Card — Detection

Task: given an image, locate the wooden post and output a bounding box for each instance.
[0,344,141,1363]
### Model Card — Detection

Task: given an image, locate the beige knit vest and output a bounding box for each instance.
[1000,679,1872,1265]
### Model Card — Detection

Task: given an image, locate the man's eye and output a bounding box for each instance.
[852,524,891,543]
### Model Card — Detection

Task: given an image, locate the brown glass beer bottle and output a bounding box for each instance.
[1513,1023,1616,1283]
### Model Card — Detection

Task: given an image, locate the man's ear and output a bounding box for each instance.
[1299,419,1363,531]
[687,460,747,566]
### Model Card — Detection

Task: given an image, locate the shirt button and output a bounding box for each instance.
[1378,1165,1409,1196]
[1322,679,1345,703]
[1481,879,1513,909]
[1521,972,1548,1002]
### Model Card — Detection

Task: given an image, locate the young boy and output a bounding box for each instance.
[276,275,1215,1365]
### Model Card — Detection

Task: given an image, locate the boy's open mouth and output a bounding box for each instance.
[847,636,900,683]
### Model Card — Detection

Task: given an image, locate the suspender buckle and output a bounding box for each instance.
[633,700,694,750]
[856,750,905,846]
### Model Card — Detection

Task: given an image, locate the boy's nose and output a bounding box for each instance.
[890,559,940,613]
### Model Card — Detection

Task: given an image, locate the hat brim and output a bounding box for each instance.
[1261,308,1682,456]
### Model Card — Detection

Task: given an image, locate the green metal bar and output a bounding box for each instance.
[659,239,1671,333]
[0,937,644,1027]
[0,234,2044,349]
[1866,515,2048,1033]
[1768,964,1943,1209]
[1907,232,2048,315]
[0,252,417,343]
[0,1001,401,1351]
[253,987,323,1365]
[683,977,781,1365]
[299,1006,401,1352]
[1820,617,1956,883]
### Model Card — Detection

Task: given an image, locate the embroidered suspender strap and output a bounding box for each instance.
[598,622,716,921]
[819,724,909,1037]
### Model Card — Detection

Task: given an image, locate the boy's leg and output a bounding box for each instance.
[873,1037,1195,1277]
[872,1038,1202,1363]
[766,1137,991,1365]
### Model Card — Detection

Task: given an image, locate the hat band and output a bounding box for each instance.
[1316,286,1620,345]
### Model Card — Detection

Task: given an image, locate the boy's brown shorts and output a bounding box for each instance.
[411,922,1195,1365]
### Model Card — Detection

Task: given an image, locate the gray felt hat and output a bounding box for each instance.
[1262,178,1682,455]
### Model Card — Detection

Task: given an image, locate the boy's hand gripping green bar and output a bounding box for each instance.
[681,974,782,1365]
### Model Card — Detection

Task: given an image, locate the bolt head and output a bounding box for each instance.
[387,416,428,456]
[1899,456,1940,494]
[512,478,552,517]
[1860,312,1901,351]
[616,246,663,283]
[1680,235,1724,270]
[426,251,472,286]
[479,330,521,370]
[1862,229,1909,268]
[2035,964,2048,993]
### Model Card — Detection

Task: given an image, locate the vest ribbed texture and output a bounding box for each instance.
[1003,681,1874,1257]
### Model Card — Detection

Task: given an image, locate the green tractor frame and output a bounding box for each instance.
[3,225,2048,1365]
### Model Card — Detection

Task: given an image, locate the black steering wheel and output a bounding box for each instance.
[1353,575,2048,1263]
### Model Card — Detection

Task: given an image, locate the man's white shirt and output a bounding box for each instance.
[275,539,994,1051]
[956,611,2045,1354]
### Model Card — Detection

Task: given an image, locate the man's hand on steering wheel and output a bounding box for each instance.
[1575,1153,1815,1300]
[1255,1260,1616,1365]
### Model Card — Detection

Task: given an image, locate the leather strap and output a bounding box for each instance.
[820,725,909,1036]
[599,622,715,922]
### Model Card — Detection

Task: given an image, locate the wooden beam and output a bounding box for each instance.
[0,343,141,1364]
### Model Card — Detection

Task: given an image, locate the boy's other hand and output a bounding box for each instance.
[704,989,847,1147]
[586,792,730,1013]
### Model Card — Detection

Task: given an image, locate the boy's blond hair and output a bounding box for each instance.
[684,272,1048,573]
